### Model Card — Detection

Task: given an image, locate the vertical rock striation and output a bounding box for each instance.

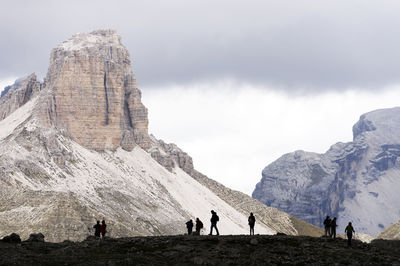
[40,29,149,150]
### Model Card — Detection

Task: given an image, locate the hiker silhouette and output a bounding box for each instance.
[248,212,256,235]
[345,222,355,247]
[186,219,194,235]
[195,218,203,235]
[100,220,107,238]
[323,216,331,237]
[330,217,337,239]
[93,221,101,237]
[209,210,219,235]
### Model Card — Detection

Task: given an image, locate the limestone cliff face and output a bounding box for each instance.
[253,107,400,236]
[0,73,42,120]
[41,30,149,151]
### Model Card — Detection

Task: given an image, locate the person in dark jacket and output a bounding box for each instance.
[330,217,337,239]
[209,210,219,235]
[323,216,331,237]
[248,212,256,235]
[345,222,355,247]
[93,220,101,237]
[186,219,194,235]
[195,218,203,235]
[100,220,107,238]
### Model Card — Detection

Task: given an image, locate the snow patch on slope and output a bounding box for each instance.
[0,96,37,140]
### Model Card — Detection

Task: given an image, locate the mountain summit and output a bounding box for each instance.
[253,107,400,236]
[0,30,321,241]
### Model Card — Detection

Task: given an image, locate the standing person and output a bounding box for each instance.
[186,219,194,235]
[195,218,203,235]
[248,212,256,235]
[209,210,219,235]
[330,217,337,239]
[100,220,107,238]
[345,222,355,247]
[323,216,331,237]
[93,221,101,237]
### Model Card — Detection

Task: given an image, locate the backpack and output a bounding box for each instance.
[216,215,219,222]
[199,221,203,229]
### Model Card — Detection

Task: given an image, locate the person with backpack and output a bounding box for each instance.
[93,220,101,237]
[248,212,256,235]
[330,217,337,239]
[345,222,355,247]
[186,219,194,235]
[323,216,331,237]
[195,218,203,235]
[100,220,107,238]
[209,210,219,235]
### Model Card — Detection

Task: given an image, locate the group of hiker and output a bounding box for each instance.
[93,213,356,247]
[93,220,107,238]
[323,216,338,239]
[185,218,204,235]
[324,215,356,246]
[185,210,257,236]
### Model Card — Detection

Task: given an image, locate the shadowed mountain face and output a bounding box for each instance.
[253,107,400,236]
[1,235,400,265]
[0,30,321,242]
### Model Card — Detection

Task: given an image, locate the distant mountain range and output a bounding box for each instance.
[253,106,400,237]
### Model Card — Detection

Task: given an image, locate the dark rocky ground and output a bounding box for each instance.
[1,234,400,265]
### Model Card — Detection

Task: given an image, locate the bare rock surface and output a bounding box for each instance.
[0,73,42,120]
[39,29,149,150]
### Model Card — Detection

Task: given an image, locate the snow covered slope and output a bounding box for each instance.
[253,107,400,236]
[0,100,276,241]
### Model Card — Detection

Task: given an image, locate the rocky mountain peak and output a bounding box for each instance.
[39,30,149,151]
[57,29,123,52]
[352,107,400,143]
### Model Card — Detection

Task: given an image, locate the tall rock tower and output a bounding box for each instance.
[41,29,149,151]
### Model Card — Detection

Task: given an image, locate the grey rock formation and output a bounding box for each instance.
[0,73,42,120]
[39,29,149,151]
[253,107,400,236]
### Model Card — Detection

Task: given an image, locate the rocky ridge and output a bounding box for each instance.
[0,73,42,120]
[1,234,400,265]
[253,107,400,236]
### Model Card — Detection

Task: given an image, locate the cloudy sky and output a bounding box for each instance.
[1,0,400,194]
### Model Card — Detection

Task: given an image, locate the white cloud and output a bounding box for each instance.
[142,82,400,195]
[0,77,17,95]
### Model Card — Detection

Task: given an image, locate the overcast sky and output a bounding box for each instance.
[1,0,400,194]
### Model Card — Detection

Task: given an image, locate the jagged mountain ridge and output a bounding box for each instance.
[253,107,400,236]
[0,30,321,241]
